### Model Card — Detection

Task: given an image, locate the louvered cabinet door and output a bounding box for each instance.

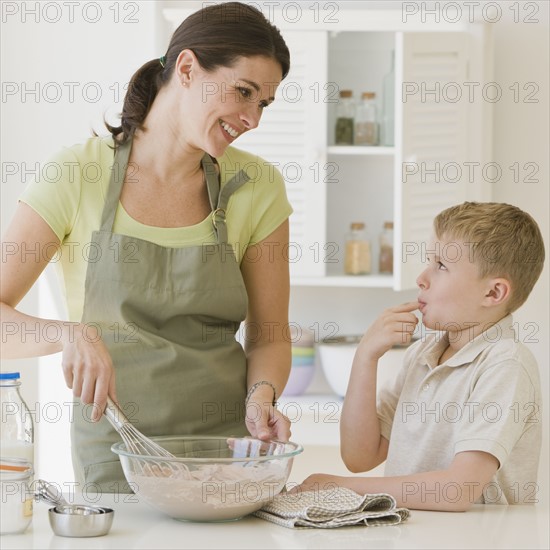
[235,31,328,277]
[394,32,470,290]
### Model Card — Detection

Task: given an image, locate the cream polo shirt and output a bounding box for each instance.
[19,136,293,321]
[377,315,542,505]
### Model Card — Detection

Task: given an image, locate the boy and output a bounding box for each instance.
[295,202,545,511]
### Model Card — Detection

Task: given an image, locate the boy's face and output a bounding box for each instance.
[416,236,493,331]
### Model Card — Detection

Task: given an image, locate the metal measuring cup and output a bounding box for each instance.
[35,479,114,537]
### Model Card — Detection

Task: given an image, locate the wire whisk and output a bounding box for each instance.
[104,397,190,478]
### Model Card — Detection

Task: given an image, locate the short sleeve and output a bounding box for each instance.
[249,163,293,245]
[19,147,82,241]
[454,360,540,469]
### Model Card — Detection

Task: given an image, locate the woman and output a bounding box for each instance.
[1,2,292,491]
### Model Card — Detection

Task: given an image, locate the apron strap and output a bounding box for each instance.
[203,155,250,245]
[202,154,220,212]
[100,139,133,232]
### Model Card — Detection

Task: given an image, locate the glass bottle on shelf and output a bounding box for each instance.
[335,89,355,145]
[344,222,371,275]
[354,92,378,146]
[379,221,394,274]
[0,372,34,465]
[381,51,395,146]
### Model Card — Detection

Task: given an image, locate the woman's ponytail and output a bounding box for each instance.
[106,58,167,146]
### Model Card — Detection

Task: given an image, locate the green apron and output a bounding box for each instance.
[72,139,250,492]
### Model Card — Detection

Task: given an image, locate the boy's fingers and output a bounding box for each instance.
[392,301,420,313]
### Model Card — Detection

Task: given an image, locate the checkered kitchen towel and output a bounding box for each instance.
[254,487,410,529]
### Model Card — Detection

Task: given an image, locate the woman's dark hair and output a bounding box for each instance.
[106,2,290,145]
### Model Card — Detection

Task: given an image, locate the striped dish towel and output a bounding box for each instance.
[254,487,410,529]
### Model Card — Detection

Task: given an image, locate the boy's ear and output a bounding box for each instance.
[483,278,511,307]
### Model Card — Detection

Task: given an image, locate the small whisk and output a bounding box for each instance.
[104,397,189,478]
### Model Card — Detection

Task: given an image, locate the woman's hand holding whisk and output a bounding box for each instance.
[61,322,117,422]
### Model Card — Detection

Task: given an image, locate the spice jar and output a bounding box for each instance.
[344,222,371,275]
[335,90,355,145]
[355,92,378,146]
[379,221,394,274]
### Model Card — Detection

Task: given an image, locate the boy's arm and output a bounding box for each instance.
[340,302,419,472]
[340,349,389,471]
[297,450,499,512]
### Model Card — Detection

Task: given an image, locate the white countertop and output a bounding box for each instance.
[3,494,548,550]
[3,445,549,550]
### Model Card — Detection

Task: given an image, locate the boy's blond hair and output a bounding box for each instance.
[434,202,545,312]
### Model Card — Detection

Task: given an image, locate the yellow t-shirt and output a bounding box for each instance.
[20,135,292,321]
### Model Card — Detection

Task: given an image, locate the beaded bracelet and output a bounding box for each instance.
[245,380,277,407]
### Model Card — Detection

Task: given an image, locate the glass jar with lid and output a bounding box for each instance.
[344,222,371,275]
[355,92,378,146]
[0,372,34,466]
[335,89,355,145]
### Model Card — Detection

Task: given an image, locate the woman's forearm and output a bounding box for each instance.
[245,338,291,402]
[0,302,76,359]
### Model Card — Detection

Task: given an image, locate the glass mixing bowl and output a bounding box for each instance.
[111,436,303,522]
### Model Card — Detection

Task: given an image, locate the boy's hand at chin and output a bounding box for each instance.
[357,301,420,363]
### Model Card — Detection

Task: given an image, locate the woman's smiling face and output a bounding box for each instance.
[175,53,282,158]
